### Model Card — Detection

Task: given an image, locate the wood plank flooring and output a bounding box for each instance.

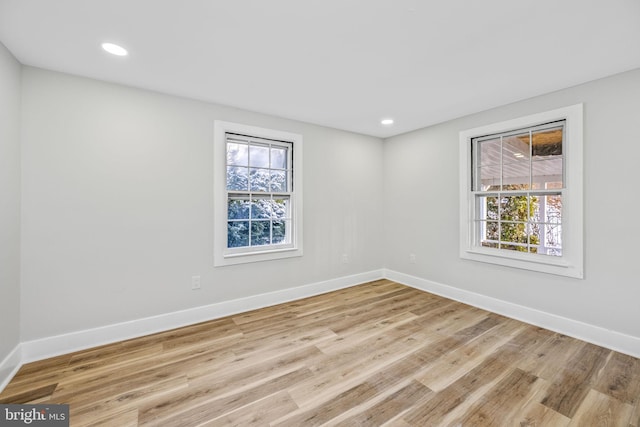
[1,280,639,426]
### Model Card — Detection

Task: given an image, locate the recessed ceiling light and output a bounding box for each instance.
[101,42,128,56]
[381,118,394,125]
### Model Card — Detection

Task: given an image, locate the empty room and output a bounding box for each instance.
[1,0,639,425]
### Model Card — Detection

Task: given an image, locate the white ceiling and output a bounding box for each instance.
[1,0,639,138]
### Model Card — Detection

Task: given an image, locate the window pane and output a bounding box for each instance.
[250,168,270,192]
[545,194,562,224]
[251,199,271,219]
[251,221,271,246]
[475,138,501,167]
[228,199,250,220]
[545,223,562,253]
[227,142,248,166]
[502,133,530,162]
[270,170,287,192]
[228,221,249,247]
[272,198,289,219]
[249,144,270,168]
[500,222,528,244]
[532,127,563,188]
[271,147,287,169]
[473,138,500,190]
[532,128,562,157]
[500,195,530,222]
[476,195,498,220]
[476,164,500,191]
[272,220,289,244]
[532,158,563,187]
[227,167,248,191]
[502,133,530,190]
[529,223,562,256]
[530,193,561,223]
[485,221,499,241]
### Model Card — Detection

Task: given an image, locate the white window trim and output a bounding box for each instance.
[459,104,584,278]
[214,120,303,266]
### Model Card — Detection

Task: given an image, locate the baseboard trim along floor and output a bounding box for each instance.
[2,268,638,393]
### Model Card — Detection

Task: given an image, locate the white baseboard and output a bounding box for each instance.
[0,344,21,393]
[4,266,638,394]
[384,269,640,358]
[20,269,384,365]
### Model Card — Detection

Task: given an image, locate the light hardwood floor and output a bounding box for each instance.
[1,280,639,426]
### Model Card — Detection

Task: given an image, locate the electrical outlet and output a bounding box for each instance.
[191,275,201,290]
[342,253,349,263]
[409,254,416,264]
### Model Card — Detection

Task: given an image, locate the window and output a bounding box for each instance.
[214,121,302,266]
[473,122,564,256]
[459,104,583,278]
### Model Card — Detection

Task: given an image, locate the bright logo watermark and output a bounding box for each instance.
[1,404,69,426]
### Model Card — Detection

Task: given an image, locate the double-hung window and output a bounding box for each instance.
[459,104,583,278]
[214,121,302,266]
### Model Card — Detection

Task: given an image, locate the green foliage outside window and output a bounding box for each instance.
[483,185,539,252]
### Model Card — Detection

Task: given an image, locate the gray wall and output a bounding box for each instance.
[0,43,21,368]
[12,60,640,350]
[20,67,384,341]
[383,68,640,339]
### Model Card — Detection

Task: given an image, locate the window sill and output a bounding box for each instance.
[214,246,303,267]
[461,247,582,278]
